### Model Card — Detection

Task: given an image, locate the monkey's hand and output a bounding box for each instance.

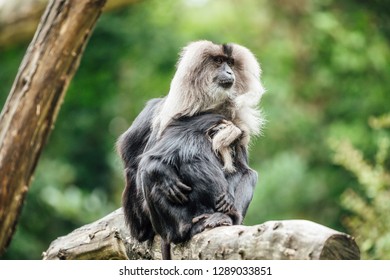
[158,179,192,205]
[208,120,242,173]
[215,192,235,214]
[210,120,242,150]
[216,192,242,224]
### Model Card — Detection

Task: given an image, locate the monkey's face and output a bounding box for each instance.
[204,54,236,103]
[212,56,235,89]
[197,42,261,103]
[167,40,264,115]
[196,43,239,103]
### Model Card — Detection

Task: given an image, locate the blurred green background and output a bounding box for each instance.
[1,0,389,259]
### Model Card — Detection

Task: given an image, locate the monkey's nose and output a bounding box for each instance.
[218,70,234,88]
[225,69,233,75]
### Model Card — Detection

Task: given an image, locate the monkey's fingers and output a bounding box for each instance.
[192,214,210,224]
[216,198,227,211]
[176,181,192,193]
[170,182,191,203]
[216,194,227,206]
[216,202,233,213]
[216,194,234,213]
[207,123,226,139]
[166,186,189,205]
[220,119,234,126]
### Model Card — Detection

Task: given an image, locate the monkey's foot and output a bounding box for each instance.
[192,214,210,224]
[190,213,232,238]
[203,212,233,228]
[204,213,233,228]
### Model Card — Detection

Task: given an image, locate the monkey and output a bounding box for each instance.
[137,113,257,259]
[137,114,246,245]
[117,40,265,255]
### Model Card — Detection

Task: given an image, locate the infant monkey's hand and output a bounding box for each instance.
[208,120,242,172]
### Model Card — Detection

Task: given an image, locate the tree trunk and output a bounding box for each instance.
[0,0,107,255]
[43,208,360,260]
[0,0,139,48]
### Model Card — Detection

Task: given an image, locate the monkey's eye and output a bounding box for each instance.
[214,56,224,65]
[227,59,234,67]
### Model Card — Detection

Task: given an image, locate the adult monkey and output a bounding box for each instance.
[117,40,265,255]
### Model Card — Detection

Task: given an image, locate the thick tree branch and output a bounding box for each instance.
[0,0,139,48]
[43,208,360,260]
[0,0,107,254]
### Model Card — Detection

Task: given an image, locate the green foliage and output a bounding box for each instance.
[330,114,390,259]
[1,0,390,259]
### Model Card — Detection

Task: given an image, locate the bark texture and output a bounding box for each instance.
[43,208,360,260]
[0,0,107,255]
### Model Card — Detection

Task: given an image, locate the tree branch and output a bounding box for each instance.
[0,0,139,48]
[0,0,107,254]
[43,208,360,260]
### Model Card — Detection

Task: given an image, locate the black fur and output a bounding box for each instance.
[138,114,235,243]
[118,100,257,246]
[118,98,162,241]
[222,43,233,57]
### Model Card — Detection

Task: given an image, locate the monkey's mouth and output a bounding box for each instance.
[218,79,234,89]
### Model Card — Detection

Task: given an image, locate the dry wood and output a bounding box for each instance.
[0,0,107,254]
[43,208,360,260]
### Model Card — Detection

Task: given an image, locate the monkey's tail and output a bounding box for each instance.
[161,239,171,260]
